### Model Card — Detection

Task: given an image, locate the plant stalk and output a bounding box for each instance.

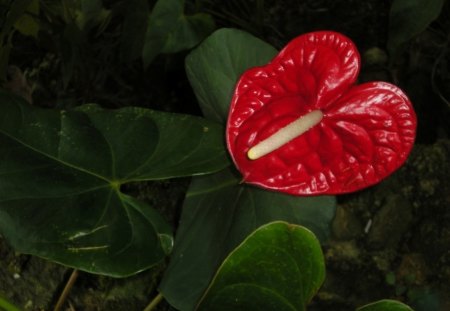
[143,293,164,311]
[53,269,79,311]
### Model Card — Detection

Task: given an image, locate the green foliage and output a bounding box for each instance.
[185,28,277,123]
[158,28,336,310]
[159,168,335,310]
[12,0,39,38]
[0,90,228,276]
[142,0,215,67]
[0,295,22,311]
[1,0,214,96]
[0,0,426,308]
[388,0,445,61]
[75,0,111,32]
[0,0,35,80]
[357,299,414,311]
[196,221,325,311]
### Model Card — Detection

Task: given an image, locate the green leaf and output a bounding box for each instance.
[0,91,228,276]
[119,0,150,62]
[13,0,40,38]
[196,221,325,311]
[186,28,277,124]
[387,0,445,60]
[159,168,335,310]
[1,0,33,34]
[142,0,215,67]
[0,0,33,80]
[0,295,21,311]
[75,0,111,32]
[357,299,414,311]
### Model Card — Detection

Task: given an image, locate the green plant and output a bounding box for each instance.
[0,295,21,311]
[0,1,432,310]
[179,221,414,311]
[387,0,445,63]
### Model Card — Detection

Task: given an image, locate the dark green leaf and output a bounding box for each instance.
[142,0,215,67]
[387,0,445,60]
[159,168,336,310]
[0,0,33,80]
[79,0,102,22]
[186,28,277,123]
[196,221,325,311]
[76,0,111,32]
[0,91,228,276]
[0,295,21,311]
[1,0,33,34]
[13,0,40,38]
[357,299,414,311]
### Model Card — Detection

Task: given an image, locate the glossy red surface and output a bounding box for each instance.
[226,31,417,195]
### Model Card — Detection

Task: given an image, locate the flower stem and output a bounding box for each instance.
[143,293,164,311]
[53,269,79,311]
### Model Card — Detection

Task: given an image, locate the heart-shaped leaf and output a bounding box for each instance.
[186,28,278,124]
[0,91,228,276]
[160,28,335,310]
[142,0,215,67]
[387,0,445,60]
[227,31,417,195]
[196,221,325,311]
[159,167,335,310]
[357,299,414,311]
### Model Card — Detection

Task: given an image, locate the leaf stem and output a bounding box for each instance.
[53,269,79,311]
[143,293,164,311]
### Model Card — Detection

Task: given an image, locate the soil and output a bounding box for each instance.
[1,0,450,310]
[314,140,450,311]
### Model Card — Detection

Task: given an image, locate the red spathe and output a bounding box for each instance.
[226,31,417,195]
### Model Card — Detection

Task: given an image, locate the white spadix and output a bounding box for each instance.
[247,109,323,160]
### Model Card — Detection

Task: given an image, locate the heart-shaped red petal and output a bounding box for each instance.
[226,31,417,195]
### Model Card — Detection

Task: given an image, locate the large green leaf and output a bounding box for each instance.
[357,299,414,311]
[0,91,228,276]
[142,0,215,67]
[159,168,335,310]
[196,221,325,311]
[185,28,277,123]
[160,29,334,310]
[387,0,445,60]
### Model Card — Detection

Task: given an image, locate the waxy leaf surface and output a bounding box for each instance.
[227,31,417,195]
[196,222,325,311]
[186,28,277,124]
[159,168,335,311]
[357,299,414,311]
[160,29,335,310]
[388,0,445,60]
[0,91,228,276]
[142,0,215,67]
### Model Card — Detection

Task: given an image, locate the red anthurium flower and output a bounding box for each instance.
[226,31,417,195]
